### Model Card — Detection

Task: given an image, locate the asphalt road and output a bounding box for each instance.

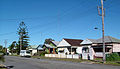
[3,56,120,69]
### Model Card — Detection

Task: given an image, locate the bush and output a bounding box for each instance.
[106,53,120,61]
[39,51,48,56]
[0,51,5,56]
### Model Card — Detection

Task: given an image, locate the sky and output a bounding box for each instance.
[0,0,120,47]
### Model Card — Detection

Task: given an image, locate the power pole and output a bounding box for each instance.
[98,0,105,63]
[4,39,7,55]
[101,0,106,63]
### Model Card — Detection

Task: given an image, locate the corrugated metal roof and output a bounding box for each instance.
[96,36,120,43]
[37,46,43,50]
[51,41,60,46]
[87,39,97,43]
[44,44,56,48]
[88,36,120,43]
[30,45,38,49]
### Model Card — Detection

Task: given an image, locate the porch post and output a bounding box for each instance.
[53,48,55,54]
[49,48,50,54]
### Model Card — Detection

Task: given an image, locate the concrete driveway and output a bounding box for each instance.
[3,56,120,69]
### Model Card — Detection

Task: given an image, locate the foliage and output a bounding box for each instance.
[39,51,48,56]
[17,21,29,51]
[44,38,54,44]
[106,53,120,61]
[0,45,5,55]
[0,45,3,50]
[0,47,5,63]
[8,41,17,55]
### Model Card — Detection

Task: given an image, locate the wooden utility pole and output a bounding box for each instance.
[101,0,105,63]
[97,0,105,63]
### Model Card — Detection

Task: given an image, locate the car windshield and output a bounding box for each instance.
[26,51,30,53]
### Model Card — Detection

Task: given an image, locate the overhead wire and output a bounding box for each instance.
[0,0,97,38]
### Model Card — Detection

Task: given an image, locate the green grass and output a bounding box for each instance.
[105,61,120,66]
[9,54,19,56]
[32,56,120,66]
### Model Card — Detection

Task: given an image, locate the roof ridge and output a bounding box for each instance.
[63,38,82,40]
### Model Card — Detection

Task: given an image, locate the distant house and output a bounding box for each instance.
[37,44,44,51]
[81,36,120,60]
[57,38,83,55]
[43,41,59,54]
[37,44,44,55]
[28,45,38,56]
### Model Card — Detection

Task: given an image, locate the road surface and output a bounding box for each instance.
[3,56,120,69]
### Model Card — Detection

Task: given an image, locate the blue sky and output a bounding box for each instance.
[0,0,120,47]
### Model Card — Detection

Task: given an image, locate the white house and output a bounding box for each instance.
[57,38,83,55]
[28,45,38,56]
[81,36,120,60]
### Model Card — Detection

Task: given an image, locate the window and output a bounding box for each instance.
[82,47,89,53]
[26,51,30,53]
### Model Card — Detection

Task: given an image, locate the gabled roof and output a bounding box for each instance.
[44,44,56,48]
[38,44,43,48]
[37,46,43,50]
[51,41,60,46]
[96,36,120,43]
[64,38,83,46]
[28,45,38,49]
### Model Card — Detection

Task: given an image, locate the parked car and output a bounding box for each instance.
[20,50,31,57]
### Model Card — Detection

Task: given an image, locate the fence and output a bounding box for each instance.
[95,52,103,57]
[45,54,80,59]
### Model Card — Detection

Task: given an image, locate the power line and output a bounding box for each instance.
[0,0,96,37]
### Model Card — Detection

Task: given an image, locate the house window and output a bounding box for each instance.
[82,47,89,53]
[94,48,103,52]
[58,50,64,53]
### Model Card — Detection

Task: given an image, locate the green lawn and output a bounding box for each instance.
[32,56,120,66]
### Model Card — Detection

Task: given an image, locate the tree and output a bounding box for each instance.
[44,38,54,44]
[17,22,29,52]
[0,45,5,54]
[0,45,3,51]
[9,41,16,55]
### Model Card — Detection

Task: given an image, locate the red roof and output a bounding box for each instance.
[64,38,83,46]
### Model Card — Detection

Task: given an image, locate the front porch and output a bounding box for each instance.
[82,45,113,60]
[58,46,77,55]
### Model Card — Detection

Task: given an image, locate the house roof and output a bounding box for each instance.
[96,36,120,43]
[87,39,97,43]
[64,38,83,46]
[28,45,38,49]
[44,44,56,48]
[38,44,43,48]
[51,41,60,46]
[37,46,43,50]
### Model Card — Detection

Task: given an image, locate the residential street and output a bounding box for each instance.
[3,56,120,69]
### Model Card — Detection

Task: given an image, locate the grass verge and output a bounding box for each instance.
[32,56,120,66]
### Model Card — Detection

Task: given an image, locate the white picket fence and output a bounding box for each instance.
[45,54,80,59]
[95,52,103,57]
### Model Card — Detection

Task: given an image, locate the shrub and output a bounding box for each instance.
[106,53,120,61]
[39,51,48,56]
[0,51,5,56]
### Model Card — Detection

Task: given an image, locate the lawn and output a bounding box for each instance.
[32,56,120,66]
